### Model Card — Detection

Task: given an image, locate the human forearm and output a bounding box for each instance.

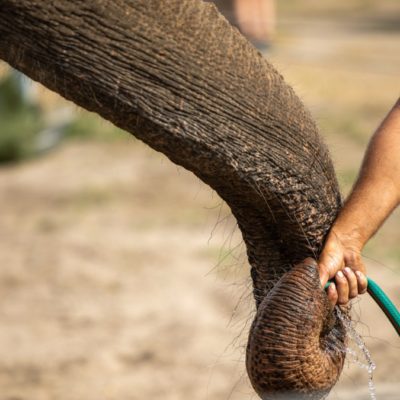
[319,98,400,305]
[334,97,400,249]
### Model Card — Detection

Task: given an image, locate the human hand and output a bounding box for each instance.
[317,97,400,307]
[319,229,368,307]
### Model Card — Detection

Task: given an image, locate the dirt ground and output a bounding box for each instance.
[0,140,399,400]
[0,2,399,400]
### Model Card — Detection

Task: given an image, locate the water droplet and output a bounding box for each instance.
[336,308,377,400]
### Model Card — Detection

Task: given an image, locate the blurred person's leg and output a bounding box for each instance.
[233,0,275,48]
[210,0,275,48]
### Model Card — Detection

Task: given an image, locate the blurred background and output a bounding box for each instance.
[0,0,399,399]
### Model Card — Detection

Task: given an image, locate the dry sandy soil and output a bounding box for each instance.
[0,140,398,400]
[0,2,399,400]
[0,141,252,400]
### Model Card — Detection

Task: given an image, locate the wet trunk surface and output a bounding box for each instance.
[0,0,346,398]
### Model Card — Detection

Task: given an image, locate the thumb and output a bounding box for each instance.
[318,249,344,286]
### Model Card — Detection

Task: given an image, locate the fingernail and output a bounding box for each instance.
[337,271,344,279]
[355,271,363,278]
[344,267,352,274]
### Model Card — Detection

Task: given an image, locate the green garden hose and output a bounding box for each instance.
[325,278,400,336]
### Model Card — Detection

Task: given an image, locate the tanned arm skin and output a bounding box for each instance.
[319,98,400,306]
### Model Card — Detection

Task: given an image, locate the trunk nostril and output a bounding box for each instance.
[246,262,347,399]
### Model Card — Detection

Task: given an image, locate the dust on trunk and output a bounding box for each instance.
[0,0,346,398]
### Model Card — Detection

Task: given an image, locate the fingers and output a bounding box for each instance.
[318,228,368,306]
[356,270,368,294]
[327,268,368,307]
[299,255,368,307]
[343,267,358,298]
[334,251,367,304]
[327,282,338,309]
[335,270,349,305]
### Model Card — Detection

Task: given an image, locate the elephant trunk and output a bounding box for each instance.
[0,1,347,398]
[247,260,346,399]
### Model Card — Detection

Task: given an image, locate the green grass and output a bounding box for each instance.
[65,113,130,142]
[0,73,45,162]
[0,110,44,162]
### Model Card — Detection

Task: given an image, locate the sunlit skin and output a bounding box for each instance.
[318,98,400,306]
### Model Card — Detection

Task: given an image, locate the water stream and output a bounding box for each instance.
[336,308,377,400]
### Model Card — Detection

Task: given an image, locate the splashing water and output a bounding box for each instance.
[336,308,377,400]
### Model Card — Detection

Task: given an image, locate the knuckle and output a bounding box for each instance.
[336,271,346,283]
[344,267,356,281]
